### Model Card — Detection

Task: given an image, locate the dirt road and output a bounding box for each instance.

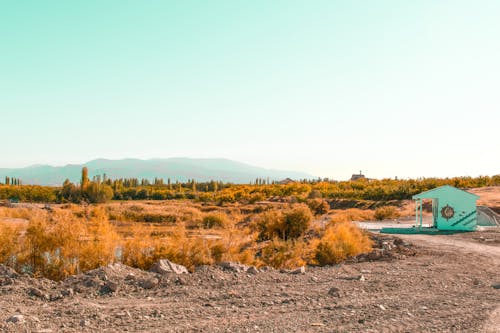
[397,232,500,333]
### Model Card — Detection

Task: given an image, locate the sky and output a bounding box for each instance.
[1,0,499,180]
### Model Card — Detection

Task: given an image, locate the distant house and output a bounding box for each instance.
[277,178,296,185]
[350,171,366,181]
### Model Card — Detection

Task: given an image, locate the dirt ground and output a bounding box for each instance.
[1,229,499,333]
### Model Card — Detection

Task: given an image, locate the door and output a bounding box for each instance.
[432,199,439,228]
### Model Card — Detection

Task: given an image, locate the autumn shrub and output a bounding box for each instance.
[77,208,120,272]
[308,189,322,199]
[9,207,120,280]
[253,206,313,241]
[253,209,284,240]
[315,222,372,265]
[374,206,400,220]
[329,209,375,224]
[282,206,313,240]
[0,222,21,265]
[307,199,330,215]
[259,238,310,269]
[202,213,228,229]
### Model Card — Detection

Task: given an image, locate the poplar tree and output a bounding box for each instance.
[81,167,89,190]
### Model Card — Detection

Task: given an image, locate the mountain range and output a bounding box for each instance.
[0,158,315,186]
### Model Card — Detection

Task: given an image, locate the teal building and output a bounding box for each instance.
[413,185,479,231]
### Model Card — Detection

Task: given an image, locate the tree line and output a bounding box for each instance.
[0,168,499,204]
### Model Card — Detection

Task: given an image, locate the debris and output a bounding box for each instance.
[247,266,259,275]
[6,315,25,324]
[219,262,252,273]
[105,280,120,293]
[142,278,159,289]
[328,287,341,297]
[150,259,189,275]
[290,266,306,275]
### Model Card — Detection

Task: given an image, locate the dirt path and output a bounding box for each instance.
[396,234,500,262]
[397,233,500,333]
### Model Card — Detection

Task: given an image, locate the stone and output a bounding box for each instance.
[150,259,189,275]
[61,288,74,297]
[29,288,46,298]
[6,315,25,324]
[247,266,259,275]
[328,287,341,297]
[290,266,306,275]
[491,283,500,289]
[105,280,120,292]
[0,265,19,278]
[79,319,90,327]
[378,304,386,311]
[49,293,63,301]
[142,278,159,289]
[218,262,251,273]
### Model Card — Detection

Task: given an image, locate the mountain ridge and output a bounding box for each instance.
[0,158,315,186]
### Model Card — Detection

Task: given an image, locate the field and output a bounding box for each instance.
[0,186,499,332]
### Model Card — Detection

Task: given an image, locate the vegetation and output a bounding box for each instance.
[374,206,400,220]
[0,200,376,279]
[0,169,497,279]
[0,170,498,204]
[315,222,372,265]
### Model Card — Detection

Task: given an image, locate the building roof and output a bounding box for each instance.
[412,185,480,200]
[277,178,296,185]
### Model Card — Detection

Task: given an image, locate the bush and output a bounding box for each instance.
[202,213,228,229]
[329,209,375,224]
[307,199,330,215]
[253,210,284,240]
[374,206,400,220]
[253,206,313,241]
[282,206,313,240]
[259,238,309,269]
[0,222,21,265]
[308,189,322,199]
[315,222,372,265]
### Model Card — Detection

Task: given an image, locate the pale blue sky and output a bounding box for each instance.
[1,1,499,179]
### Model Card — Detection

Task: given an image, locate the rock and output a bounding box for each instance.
[378,304,386,311]
[49,293,63,301]
[247,266,259,275]
[491,283,500,289]
[6,315,25,324]
[219,262,251,273]
[29,288,46,298]
[328,287,341,297]
[290,266,306,275]
[105,280,120,292]
[79,319,90,327]
[0,265,19,278]
[150,259,189,275]
[359,274,366,281]
[61,288,74,297]
[142,278,159,289]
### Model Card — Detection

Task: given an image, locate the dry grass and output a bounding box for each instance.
[328,208,375,224]
[0,200,373,279]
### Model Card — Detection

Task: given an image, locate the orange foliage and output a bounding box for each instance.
[315,222,372,265]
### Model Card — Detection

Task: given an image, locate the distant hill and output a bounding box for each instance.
[0,158,315,186]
